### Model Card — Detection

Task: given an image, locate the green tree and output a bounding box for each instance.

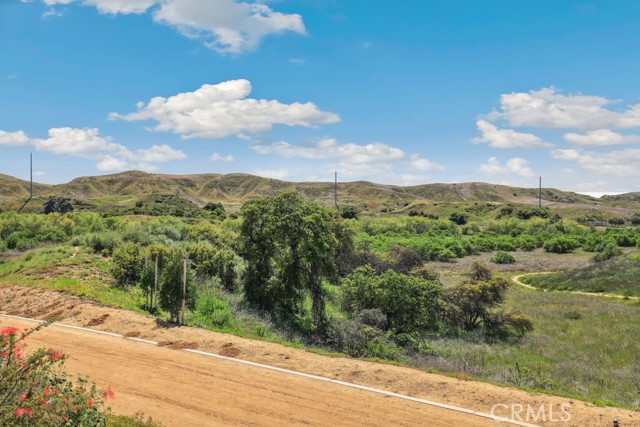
[238,191,344,333]
[42,197,74,215]
[341,266,444,334]
[444,278,533,338]
[159,252,194,324]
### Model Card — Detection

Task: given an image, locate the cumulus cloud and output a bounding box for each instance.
[252,138,445,183]
[0,130,30,146]
[488,87,640,130]
[472,120,550,149]
[254,168,290,180]
[563,129,640,146]
[551,147,640,176]
[210,153,234,162]
[38,0,305,53]
[479,157,535,177]
[110,79,339,140]
[0,127,186,172]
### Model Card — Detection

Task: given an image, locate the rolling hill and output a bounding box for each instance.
[1,171,638,218]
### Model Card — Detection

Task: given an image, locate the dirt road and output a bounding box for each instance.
[1,285,638,427]
[2,317,522,427]
[511,274,640,300]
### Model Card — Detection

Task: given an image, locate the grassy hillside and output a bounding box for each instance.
[522,252,640,297]
[1,170,638,218]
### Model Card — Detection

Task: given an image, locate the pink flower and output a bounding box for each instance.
[102,386,116,401]
[19,393,27,401]
[1,326,19,337]
[15,408,25,417]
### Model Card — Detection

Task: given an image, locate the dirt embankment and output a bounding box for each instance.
[1,285,638,427]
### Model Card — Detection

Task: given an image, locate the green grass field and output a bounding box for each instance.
[523,252,640,297]
[416,284,640,408]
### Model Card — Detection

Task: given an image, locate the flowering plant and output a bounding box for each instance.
[0,324,114,426]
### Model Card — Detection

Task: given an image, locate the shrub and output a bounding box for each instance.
[469,262,493,281]
[0,325,111,426]
[449,212,468,226]
[192,290,234,329]
[159,252,195,324]
[84,232,121,255]
[342,266,444,334]
[111,242,144,286]
[42,197,74,214]
[492,251,516,264]
[592,242,622,263]
[543,236,579,254]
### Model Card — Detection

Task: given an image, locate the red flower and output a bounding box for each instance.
[48,352,63,360]
[102,386,116,401]
[19,393,27,401]
[15,408,25,417]
[1,326,20,337]
[87,399,94,407]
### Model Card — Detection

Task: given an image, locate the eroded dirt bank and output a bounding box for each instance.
[1,285,638,427]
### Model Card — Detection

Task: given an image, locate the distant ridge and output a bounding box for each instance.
[0,170,638,217]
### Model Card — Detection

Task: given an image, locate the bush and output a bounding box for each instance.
[592,242,622,263]
[42,197,74,214]
[159,252,195,324]
[492,251,516,264]
[449,212,468,226]
[111,242,144,286]
[192,290,234,329]
[543,236,579,254]
[328,313,401,360]
[342,266,444,334]
[0,325,111,426]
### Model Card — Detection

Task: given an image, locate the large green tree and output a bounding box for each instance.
[238,191,347,332]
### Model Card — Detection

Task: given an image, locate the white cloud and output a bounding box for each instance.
[210,153,234,162]
[563,129,640,146]
[252,138,445,184]
[253,138,443,170]
[0,130,30,146]
[479,157,534,177]
[489,87,640,130]
[0,127,186,172]
[551,147,640,176]
[575,181,608,191]
[110,79,339,139]
[473,120,550,149]
[289,58,306,66]
[254,168,290,180]
[39,0,305,54]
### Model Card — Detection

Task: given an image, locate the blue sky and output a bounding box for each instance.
[2,0,640,193]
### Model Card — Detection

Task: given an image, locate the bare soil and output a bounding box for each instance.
[1,285,638,427]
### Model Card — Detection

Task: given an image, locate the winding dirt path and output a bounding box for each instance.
[511,273,640,300]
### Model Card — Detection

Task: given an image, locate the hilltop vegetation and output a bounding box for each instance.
[2,171,640,222]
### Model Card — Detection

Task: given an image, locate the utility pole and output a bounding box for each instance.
[538,176,542,208]
[181,258,187,326]
[334,171,339,211]
[18,153,34,213]
[153,257,158,311]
